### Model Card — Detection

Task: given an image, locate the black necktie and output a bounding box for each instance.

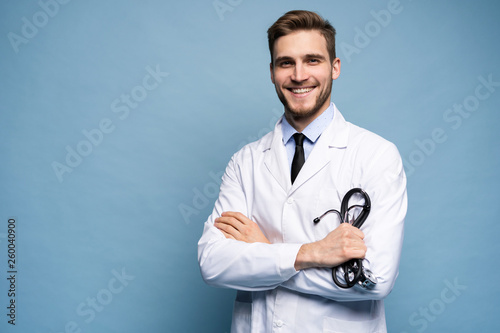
[291,133,305,184]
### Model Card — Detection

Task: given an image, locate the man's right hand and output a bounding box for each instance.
[294,223,367,271]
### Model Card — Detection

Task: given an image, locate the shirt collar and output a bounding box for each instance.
[281,102,335,145]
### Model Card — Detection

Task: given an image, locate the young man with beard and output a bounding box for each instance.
[198,10,407,333]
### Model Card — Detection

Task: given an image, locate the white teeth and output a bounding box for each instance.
[291,87,313,94]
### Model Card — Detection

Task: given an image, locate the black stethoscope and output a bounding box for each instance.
[313,188,377,289]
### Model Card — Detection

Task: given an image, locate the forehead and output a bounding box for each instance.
[273,30,328,61]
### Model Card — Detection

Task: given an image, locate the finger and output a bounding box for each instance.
[352,227,365,239]
[221,211,251,225]
[339,223,365,239]
[218,229,236,240]
[215,216,244,231]
[342,242,366,260]
[214,220,240,236]
[351,240,367,256]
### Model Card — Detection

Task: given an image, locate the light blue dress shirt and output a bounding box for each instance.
[281,102,335,171]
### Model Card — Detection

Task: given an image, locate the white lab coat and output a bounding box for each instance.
[198,105,407,333]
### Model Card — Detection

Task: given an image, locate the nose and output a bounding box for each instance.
[291,63,308,82]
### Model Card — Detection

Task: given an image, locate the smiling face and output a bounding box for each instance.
[270,30,340,131]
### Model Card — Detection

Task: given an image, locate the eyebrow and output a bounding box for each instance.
[304,53,327,60]
[274,53,327,65]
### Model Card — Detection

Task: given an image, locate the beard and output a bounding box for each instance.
[275,79,333,120]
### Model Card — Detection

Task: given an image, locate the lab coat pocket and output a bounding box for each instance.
[322,316,385,333]
[230,291,252,333]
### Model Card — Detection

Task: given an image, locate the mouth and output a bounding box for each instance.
[287,87,315,95]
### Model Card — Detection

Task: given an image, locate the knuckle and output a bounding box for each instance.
[341,247,351,259]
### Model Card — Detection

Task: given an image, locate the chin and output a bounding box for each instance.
[287,105,321,119]
[284,94,331,118]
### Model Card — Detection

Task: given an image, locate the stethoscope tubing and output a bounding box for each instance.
[314,188,371,289]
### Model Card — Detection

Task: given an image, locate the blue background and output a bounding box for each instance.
[1,0,499,332]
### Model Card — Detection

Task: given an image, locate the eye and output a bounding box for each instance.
[308,58,320,64]
[279,61,292,67]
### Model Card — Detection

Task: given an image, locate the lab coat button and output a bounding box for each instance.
[274,320,284,327]
[287,198,294,204]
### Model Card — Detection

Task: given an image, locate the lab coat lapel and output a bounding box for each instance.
[290,106,350,193]
[264,117,291,193]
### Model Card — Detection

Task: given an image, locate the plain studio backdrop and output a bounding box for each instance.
[1,0,499,332]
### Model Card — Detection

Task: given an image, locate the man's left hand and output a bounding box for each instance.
[214,212,270,244]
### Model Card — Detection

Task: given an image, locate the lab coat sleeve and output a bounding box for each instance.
[280,142,407,301]
[198,153,302,290]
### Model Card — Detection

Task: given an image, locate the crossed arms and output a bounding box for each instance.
[215,211,367,271]
[198,144,407,301]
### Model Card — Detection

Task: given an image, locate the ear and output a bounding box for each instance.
[270,62,275,84]
[331,57,341,80]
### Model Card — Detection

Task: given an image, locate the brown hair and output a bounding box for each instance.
[267,10,336,64]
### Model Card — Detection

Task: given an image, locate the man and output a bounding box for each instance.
[198,10,407,333]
